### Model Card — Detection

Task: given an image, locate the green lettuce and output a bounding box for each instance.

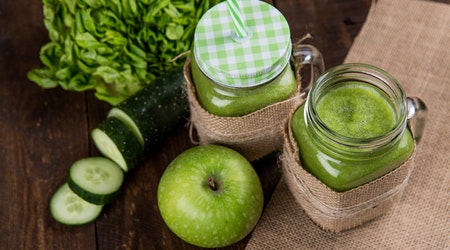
[28,0,221,105]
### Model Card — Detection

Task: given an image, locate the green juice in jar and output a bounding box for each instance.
[190,0,298,117]
[191,57,297,116]
[292,81,415,192]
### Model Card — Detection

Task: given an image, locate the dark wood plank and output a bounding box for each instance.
[0,0,372,249]
[0,1,97,249]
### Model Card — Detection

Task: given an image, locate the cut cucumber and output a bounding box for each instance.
[91,117,144,172]
[108,66,188,150]
[50,183,103,226]
[108,108,144,146]
[67,157,124,205]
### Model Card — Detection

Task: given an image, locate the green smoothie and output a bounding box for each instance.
[316,83,396,138]
[292,82,415,192]
[191,58,297,116]
[190,0,298,117]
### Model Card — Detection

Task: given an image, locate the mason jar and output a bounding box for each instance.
[290,63,427,192]
[190,0,323,117]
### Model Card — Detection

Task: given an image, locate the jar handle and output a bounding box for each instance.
[292,44,325,94]
[407,97,428,143]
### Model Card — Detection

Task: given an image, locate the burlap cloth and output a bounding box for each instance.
[184,58,305,162]
[245,0,450,249]
[282,105,418,232]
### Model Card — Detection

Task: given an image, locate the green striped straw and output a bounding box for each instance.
[226,0,248,38]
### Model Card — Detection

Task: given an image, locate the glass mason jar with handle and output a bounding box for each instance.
[186,0,324,161]
[290,63,427,192]
[190,0,324,117]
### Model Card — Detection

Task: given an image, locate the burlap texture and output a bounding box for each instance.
[282,102,417,232]
[184,58,305,161]
[246,0,450,248]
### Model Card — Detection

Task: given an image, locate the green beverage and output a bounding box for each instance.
[191,57,297,116]
[187,0,324,161]
[316,82,396,138]
[292,75,415,192]
[190,0,297,117]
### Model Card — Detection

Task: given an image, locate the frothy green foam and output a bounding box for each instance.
[316,82,395,138]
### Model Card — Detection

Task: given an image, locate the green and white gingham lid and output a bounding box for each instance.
[193,0,292,87]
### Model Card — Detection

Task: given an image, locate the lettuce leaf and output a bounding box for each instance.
[28,0,221,105]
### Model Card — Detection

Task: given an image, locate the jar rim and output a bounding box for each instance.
[306,63,408,153]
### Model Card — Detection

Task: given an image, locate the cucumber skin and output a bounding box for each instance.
[67,157,124,205]
[68,177,120,205]
[110,66,189,152]
[93,117,144,172]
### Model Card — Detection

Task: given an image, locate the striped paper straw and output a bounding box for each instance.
[226,0,248,38]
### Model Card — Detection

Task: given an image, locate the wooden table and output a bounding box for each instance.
[1,1,371,249]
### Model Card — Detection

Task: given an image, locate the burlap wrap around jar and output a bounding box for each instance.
[185,0,325,161]
[281,101,417,233]
[184,58,305,161]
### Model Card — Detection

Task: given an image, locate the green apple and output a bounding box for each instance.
[157,144,264,248]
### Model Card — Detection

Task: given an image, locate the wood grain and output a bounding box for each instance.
[0,0,371,249]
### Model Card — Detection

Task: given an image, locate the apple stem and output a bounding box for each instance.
[208,177,217,191]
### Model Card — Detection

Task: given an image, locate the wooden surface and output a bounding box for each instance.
[1,1,371,249]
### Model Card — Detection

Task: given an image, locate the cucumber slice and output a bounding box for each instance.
[108,66,188,151]
[91,117,144,172]
[67,157,124,205]
[50,183,103,226]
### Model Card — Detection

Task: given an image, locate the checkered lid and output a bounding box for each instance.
[193,0,292,87]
